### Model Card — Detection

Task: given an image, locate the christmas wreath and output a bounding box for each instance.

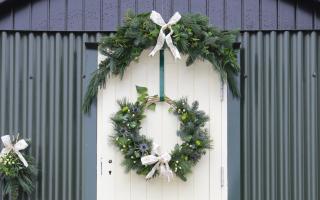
[82,10,239,113]
[111,86,211,181]
[0,134,37,200]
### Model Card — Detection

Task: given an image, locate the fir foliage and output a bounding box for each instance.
[0,136,37,200]
[111,86,212,181]
[82,11,239,113]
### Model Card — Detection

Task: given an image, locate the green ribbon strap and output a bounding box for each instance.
[159,49,165,101]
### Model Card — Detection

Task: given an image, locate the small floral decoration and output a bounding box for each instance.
[111,86,212,181]
[0,134,37,200]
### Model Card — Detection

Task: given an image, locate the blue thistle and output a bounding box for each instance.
[139,143,149,153]
[132,106,140,113]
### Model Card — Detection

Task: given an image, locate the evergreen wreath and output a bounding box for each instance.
[0,134,37,200]
[111,86,211,181]
[82,11,239,113]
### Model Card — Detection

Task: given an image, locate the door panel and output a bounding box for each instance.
[97,50,227,200]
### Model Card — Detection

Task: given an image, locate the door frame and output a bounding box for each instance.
[82,42,241,200]
[82,42,98,200]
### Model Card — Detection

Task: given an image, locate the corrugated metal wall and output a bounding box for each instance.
[0,31,319,200]
[0,31,98,200]
[240,31,319,200]
[0,0,320,31]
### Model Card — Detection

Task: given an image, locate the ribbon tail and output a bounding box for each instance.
[166,171,173,182]
[165,36,181,59]
[146,162,160,179]
[159,164,173,182]
[164,163,173,182]
[16,151,28,167]
[149,33,165,57]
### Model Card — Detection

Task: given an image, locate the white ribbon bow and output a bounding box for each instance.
[149,10,182,59]
[141,143,174,182]
[0,135,29,167]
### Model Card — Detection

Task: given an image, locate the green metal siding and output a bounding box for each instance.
[0,31,99,200]
[0,31,319,200]
[240,31,319,200]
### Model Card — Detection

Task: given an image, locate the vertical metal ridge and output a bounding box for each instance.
[277,31,284,200]
[309,32,317,200]
[317,33,320,200]
[303,32,311,200]
[67,33,75,200]
[0,32,7,134]
[283,31,290,200]
[249,32,256,200]
[75,34,83,200]
[22,33,28,160]
[48,32,56,200]
[241,31,250,200]
[8,33,14,133]
[264,33,269,198]
[40,32,48,200]
[34,33,42,200]
[256,31,263,200]
[53,32,61,200]
[62,33,68,200]
[81,32,88,200]
[13,32,20,134]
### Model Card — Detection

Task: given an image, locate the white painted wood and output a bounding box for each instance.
[97,49,228,200]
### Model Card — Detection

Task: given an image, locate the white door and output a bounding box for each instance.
[97,50,228,200]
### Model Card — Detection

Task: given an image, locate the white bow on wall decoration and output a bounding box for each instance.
[149,10,182,59]
[141,143,174,182]
[0,135,29,167]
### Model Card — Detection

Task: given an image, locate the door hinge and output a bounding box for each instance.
[100,158,103,176]
[220,81,224,102]
[221,166,225,188]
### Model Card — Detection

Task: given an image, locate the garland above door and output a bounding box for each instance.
[82,10,240,113]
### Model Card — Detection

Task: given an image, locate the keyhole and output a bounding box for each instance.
[108,170,112,175]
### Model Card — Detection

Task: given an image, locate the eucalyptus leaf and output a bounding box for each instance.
[134,151,141,158]
[136,85,148,95]
[168,107,174,113]
[181,113,188,122]
[130,122,137,128]
[138,94,147,102]
[182,135,193,142]
[147,103,156,111]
